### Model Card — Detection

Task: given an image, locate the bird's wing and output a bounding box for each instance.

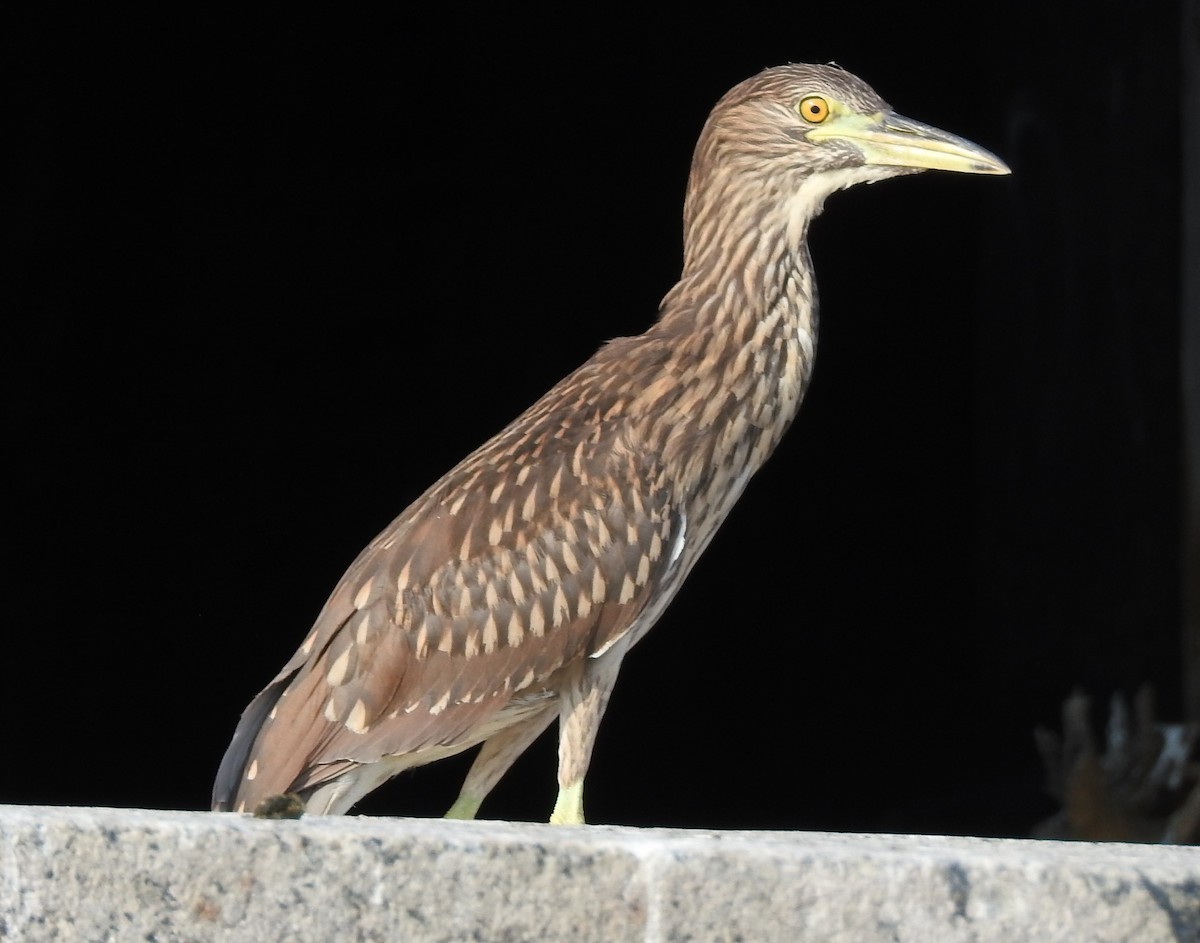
[214,357,684,809]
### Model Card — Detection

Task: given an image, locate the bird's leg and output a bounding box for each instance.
[550,661,621,825]
[444,706,556,820]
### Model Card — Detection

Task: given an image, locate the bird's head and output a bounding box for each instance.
[683,63,1009,250]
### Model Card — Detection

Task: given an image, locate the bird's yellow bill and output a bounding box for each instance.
[808,112,1011,175]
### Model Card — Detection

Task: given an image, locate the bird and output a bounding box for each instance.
[212,63,1009,824]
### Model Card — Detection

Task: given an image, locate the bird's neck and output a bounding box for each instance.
[633,184,821,512]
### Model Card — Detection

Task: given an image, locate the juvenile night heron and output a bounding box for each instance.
[213,63,1008,823]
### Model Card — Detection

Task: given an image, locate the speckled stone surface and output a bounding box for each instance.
[0,806,1196,942]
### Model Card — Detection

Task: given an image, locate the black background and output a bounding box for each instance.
[8,5,1188,836]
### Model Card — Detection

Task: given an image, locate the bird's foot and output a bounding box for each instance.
[444,794,483,820]
[252,793,306,819]
[549,781,585,825]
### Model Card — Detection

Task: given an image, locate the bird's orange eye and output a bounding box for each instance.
[798,96,830,123]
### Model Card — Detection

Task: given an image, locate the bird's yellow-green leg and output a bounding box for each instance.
[444,707,556,820]
[444,793,484,820]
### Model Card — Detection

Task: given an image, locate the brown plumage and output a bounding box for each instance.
[213,63,1008,822]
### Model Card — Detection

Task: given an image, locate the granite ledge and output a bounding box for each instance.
[1,804,1196,942]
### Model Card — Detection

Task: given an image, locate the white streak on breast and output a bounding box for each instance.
[669,513,688,565]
